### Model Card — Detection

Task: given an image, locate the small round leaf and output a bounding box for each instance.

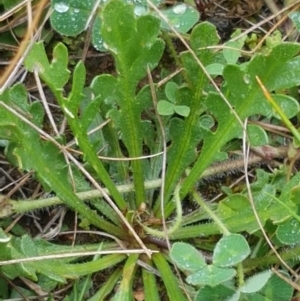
[51,0,95,36]
[276,218,300,244]
[240,270,272,293]
[187,265,236,287]
[158,5,199,33]
[174,105,190,117]
[247,124,268,146]
[157,100,175,116]
[213,234,250,267]
[170,242,206,271]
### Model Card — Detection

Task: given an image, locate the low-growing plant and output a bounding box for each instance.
[1,0,300,300]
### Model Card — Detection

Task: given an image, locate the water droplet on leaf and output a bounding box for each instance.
[54,2,70,13]
[134,6,147,16]
[173,3,187,15]
[243,74,250,84]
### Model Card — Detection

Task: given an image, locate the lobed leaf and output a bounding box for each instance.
[181,42,300,197]
[24,42,70,90]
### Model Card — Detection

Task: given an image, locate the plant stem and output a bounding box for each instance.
[236,263,245,287]
[193,190,230,236]
[0,179,163,217]
[1,145,289,217]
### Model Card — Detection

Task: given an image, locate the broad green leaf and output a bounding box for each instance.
[181,42,300,198]
[80,87,106,152]
[186,265,235,287]
[50,0,95,36]
[199,114,215,129]
[276,218,300,244]
[256,272,293,301]
[159,22,220,212]
[206,63,224,76]
[271,94,300,119]
[247,124,268,146]
[165,81,178,103]
[157,100,175,115]
[101,0,164,205]
[170,242,206,271]
[240,270,272,294]
[159,4,199,33]
[174,105,190,117]
[0,84,125,236]
[217,194,250,220]
[92,16,106,52]
[24,42,70,90]
[195,284,235,301]
[223,41,242,64]
[213,234,250,267]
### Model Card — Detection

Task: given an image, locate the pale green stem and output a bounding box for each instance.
[193,190,230,236]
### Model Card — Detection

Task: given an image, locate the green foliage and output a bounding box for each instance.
[1,0,300,300]
[171,235,250,287]
[50,0,199,51]
[157,82,190,117]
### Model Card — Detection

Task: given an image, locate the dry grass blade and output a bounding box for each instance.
[0,0,49,91]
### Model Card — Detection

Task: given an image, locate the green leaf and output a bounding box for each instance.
[174,105,190,117]
[170,242,206,272]
[165,81,178,103]
[91,16,106,52]
[247,124,268,146]
[186,265,236,287]
[181,42,300,198]
[213,234,250,267]
[159,4,199,33]
[199,115,215,129]
[223,41,242,65]
[240,270,272,294]
[0,83,125,236]
[0,228,10,243]
[271,94,299,119]
[157,100,175,115]
[88,268,122,301]
[112,254,138,301]
[206,63,224,76]
[196,284,235,301]
[276,218,300,244]
[257,272,293,301]
[50,0,95,36]
[142,259,160,301]
[101,0,164,205]
[24,42,70,90]
[158,22,220,212]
